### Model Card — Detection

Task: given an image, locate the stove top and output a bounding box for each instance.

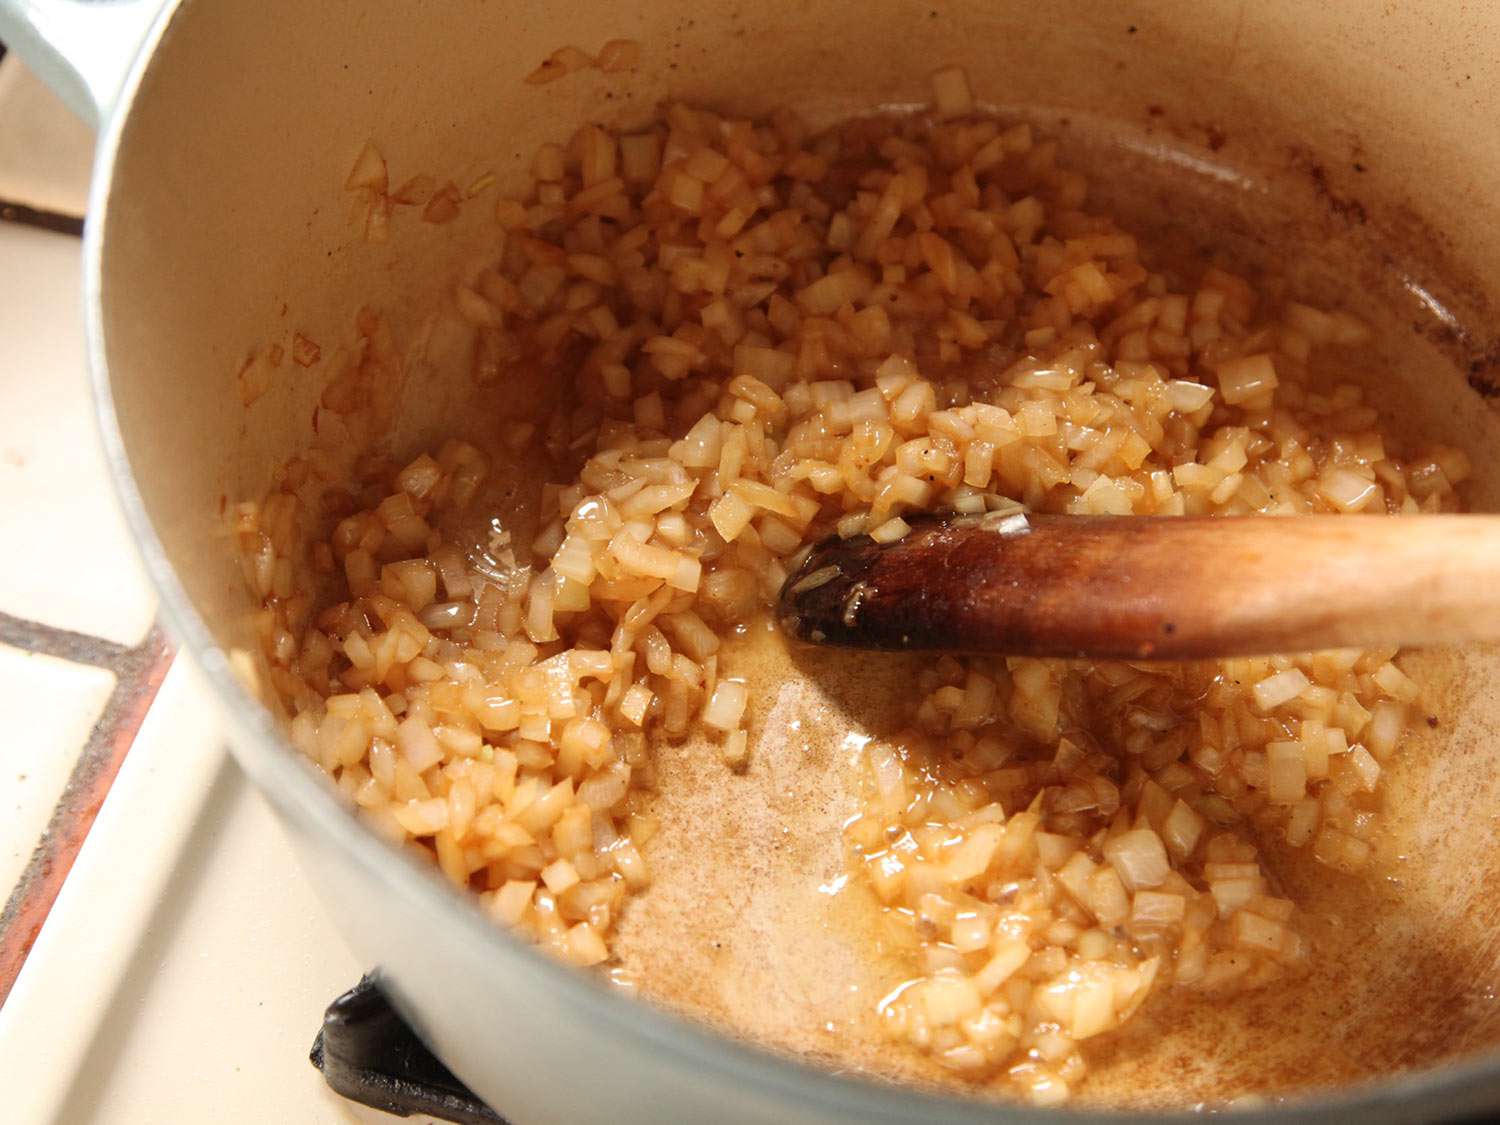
[0,44,448,1124]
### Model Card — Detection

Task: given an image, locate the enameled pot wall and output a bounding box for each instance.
[6,0,1500,1120]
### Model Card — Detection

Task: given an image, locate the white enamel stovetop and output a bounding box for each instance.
[0,50,443,1125]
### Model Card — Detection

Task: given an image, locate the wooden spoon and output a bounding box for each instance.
[777,512,1500,660]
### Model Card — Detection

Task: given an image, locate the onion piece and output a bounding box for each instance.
[1103,828,1170,891]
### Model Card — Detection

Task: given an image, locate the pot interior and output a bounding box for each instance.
[97,0,1500,1110]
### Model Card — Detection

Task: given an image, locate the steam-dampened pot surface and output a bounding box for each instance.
[95,0,1500,1115]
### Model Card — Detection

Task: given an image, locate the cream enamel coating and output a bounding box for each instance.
[9,0,1500,1119]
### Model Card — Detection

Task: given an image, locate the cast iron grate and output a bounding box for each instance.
[310,975,507,1124]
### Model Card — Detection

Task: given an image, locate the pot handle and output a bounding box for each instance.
[0,0,165,127]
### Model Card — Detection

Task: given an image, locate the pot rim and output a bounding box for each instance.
[78,4,1500,1119]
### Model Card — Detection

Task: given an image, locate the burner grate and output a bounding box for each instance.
[310,975,507,1124]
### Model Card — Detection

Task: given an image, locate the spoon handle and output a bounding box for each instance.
[778,513,1500,660]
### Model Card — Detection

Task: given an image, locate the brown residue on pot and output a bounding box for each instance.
[236,350,271,407]
[291,332,321,368]
[1466,345,1500,399]
[1288,144,1369,224]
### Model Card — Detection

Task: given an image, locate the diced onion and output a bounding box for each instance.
[1253,668,1310,711]
[1216,353,1279,405]
[929,65,975,120]
[702,680,748,733]
[1318,467,1379,512]
[1266,740,1307,804]
[1165,379,1215,412]
[1103,829,1170,891]
[1131,891,1186,927]
[395,716,444,772]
